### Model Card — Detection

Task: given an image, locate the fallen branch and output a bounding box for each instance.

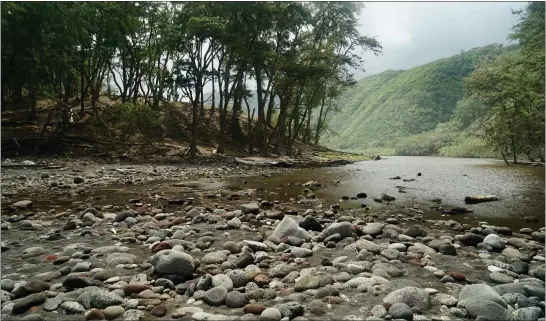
[464,195,499,204]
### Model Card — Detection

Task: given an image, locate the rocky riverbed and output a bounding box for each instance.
[1,159,545,321]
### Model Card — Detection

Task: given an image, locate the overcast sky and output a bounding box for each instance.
[354,2,526,78]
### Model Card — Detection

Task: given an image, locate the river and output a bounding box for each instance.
[222,156,545,231]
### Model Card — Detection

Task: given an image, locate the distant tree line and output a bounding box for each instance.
[1,2,382,156]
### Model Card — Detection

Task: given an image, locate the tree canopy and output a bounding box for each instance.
[1,1,382,157]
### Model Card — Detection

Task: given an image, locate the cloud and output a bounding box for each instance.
[355,2,527,78]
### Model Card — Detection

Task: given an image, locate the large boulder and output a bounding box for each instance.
[464,300,511,321]
[458,284,507,308]
[151,250,195,277]
[383,287,430,310]
[268,217,311,244]
[483,234,505,251]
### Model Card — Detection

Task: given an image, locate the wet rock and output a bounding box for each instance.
[389,302,413,321]
[201,251,228,265]
[226,291,247,308]
[356,239,380,254]
[1,279,15,292]
[43,296,63,311]
[12,200,33,210]
[460,233,484,247]
[114,210,135,222]
[223,241,242,254]
[85,308,105,321]
[228,217,242,229]
[151,241,171,253]
[439,244,457,256]
[103,306,125,320]
[291,247,313,258]
[529,265,545,281]
[501,247,524,260]
[323,222,355,239]
[458,284,507,308]
[445,271,465,281]
[122,284,150,295]
[483,234,505,251]
[404,225,426,238]
[245,304,266,315]
[489,272,514,284]
[11,280,50,298]
[361,222,384,237]
[431,293,457,306]
[22,246,44,258]
[381,248,400,260]
[151,305,167,317]
[63,275,103,290]
[12,293,47,315]
[60,301,85,314]
[276,302,304,319]
[524,284,545,300]
[299,216,322,232]
[1,290,12,302]
[269,263,297,278]
[261,308,282,321]
[511,307,544,321]
[202,286,228,306]
[375,193,395,202]
[123,309,144,321]
[212,274,233,291]
[295,276,321,292]
[151,249,195,277]
[464,299,510,321]
[383,287,430,310]
[77,286,124,309]
[268,217,311,244]
[235,252,255,269]
[240,203,260,214]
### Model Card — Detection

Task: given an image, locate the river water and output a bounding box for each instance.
[223,156,545,231]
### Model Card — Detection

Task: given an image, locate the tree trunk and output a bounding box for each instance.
[499,150,510,166]
[28,85,37,121]
[245,97,254,155]
[314,92,327,146]
[211,59,215,115]
[200,87,205,116]
[80,53,85,117]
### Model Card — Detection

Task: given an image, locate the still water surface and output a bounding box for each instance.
[224,156,545,230]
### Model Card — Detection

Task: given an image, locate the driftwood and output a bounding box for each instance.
[464,195,499,204]
[233,157,352,169]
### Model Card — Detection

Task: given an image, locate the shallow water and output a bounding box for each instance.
[222,156,545,231]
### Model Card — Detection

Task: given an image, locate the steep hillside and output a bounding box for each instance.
[323,44,515,154]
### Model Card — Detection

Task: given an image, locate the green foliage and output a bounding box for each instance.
[460,2,545,163]
[102,102,164,144]
[323,44,511,153]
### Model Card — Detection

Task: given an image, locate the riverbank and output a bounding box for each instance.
[1,159,544,321]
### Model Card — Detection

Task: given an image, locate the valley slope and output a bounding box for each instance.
[323,43,515,157]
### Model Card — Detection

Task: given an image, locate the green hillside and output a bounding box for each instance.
[323,43,515,156]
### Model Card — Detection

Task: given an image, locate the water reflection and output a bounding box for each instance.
[225,157,545,230]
